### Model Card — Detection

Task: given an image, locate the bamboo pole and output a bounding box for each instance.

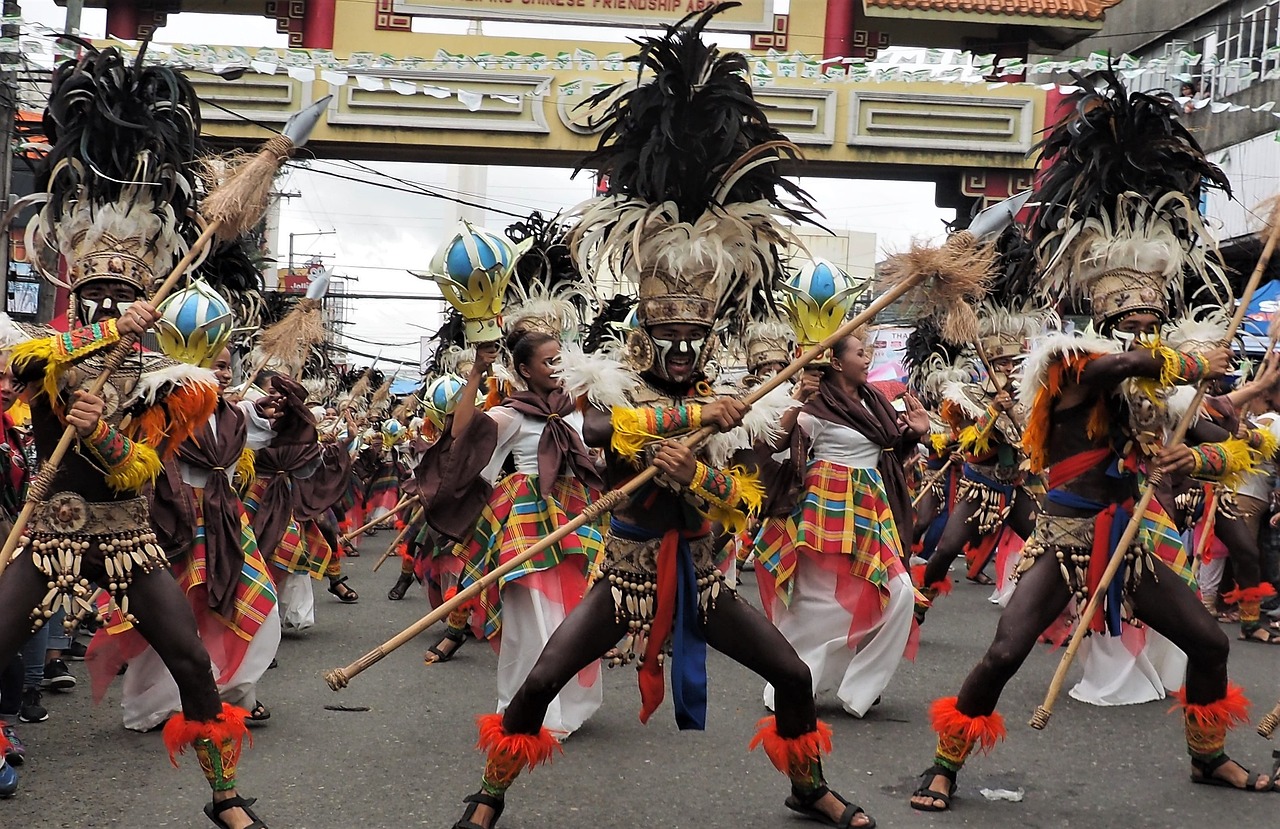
[1258,699,1280,738]
[1189,486,1219,583]
[913,457,955,508]
[374,508,423,573]
[339,496,418,543]
[1030,207,1280,730]
[323,267,928,690]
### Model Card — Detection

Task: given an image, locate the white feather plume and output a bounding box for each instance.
[555,343,640,411]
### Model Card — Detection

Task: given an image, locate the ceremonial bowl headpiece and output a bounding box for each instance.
[155,279,235,367]
[977,303,1041,362]
[567,4,818,378]
[780,258,866,363]
[421,222,530,344]
[421,373,467,431]
[1025,69,1232,330]
[25,45,204,324]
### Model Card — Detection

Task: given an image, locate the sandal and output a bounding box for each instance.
[967,573,995,586]
[204,795,269,829]
[247,701,271,727]
[1190,753,1272,791]
[452,790,504,829]
[784,785,874,829]
[387,573,414,601]
[327,577,359,603]
[425,630,466,664]
[1239,625,1280,645]
[909,765,956,812]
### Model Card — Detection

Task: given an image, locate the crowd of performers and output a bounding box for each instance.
[2,9,1280,829]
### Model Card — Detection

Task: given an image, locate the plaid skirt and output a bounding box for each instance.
[458,473,602,639]
[754,459,906,609]
[243,478,332,579]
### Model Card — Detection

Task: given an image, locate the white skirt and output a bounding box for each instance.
[121,603,282,732]
[764,551,915,717]
[1069,626,1186,706]
[278,570,316,632]
[494,582,602,739]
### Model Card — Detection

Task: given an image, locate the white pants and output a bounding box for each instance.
[494,582,602,738]
[764,554,915,717]
[1069,627,1186,706]
[278,570,315,632]
[121,603,282,732]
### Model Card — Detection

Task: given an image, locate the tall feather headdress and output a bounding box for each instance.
[502,211,594,343]
[567,3,819,365]
[1024,68,1233,325]
[26,42,203,316]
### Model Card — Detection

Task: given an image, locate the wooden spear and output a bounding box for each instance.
[373,507,425,573]
[913,457,956,508]
[0,96,333,578]
[1030,200,1280,730]
[339,495,419,544]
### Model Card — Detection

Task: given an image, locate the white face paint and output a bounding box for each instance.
[650,334,706,378]
[78,294,135,325]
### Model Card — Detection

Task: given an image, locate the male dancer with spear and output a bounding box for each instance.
[910,71,1274,812]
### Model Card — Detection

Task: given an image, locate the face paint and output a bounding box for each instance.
[650,334,705,379]
[78,294,134,325]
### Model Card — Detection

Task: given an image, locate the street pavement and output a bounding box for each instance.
[4,533,1280,829]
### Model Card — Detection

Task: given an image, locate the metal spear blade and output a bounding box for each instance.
[305,269,333,300]
[967,190,1032,241]
[283,95,333,147]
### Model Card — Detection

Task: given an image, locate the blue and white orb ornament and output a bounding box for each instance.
[422,373,467,431]
[381,418,405,443]
[154,280,235,367]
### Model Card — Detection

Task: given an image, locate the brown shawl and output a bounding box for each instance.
[503,390,604,492]
[411,414,497,546]
[174,399,247,618]
[250,377,321,558]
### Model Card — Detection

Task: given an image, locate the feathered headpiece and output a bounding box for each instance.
[743,319,795,375]
[567,4,818,373]
[502,211,594,344]
[1025,68,1232,326]
[903,317,970,406]
[582,294,637,356]
[26,43,203,314]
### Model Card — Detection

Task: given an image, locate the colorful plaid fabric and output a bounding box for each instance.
[1141,498,1194,587]
[98,492,277,648]
[457,473,602,639]
[171,493,277,640]
[754,460,906,608]
[243,478,328,579]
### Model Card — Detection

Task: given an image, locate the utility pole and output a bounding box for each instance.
[0,0,20,310]
[64,0,83,34]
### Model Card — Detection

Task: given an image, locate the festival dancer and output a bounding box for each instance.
[0,333,31,795]
[910,71,1272,812]
[100,299,283,731]
[449,10,873,829]
[915,302,1040,613]
[753,257,924,718]
[0,46,267,828]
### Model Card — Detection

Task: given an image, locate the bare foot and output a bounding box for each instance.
[459,802,497,829]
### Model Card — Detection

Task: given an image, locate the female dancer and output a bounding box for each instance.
[443,326,605,736]
[755,331,925,717]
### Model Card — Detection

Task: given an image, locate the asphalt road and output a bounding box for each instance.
[5,535,1280,829]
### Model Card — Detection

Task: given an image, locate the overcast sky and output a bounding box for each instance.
[21,0,953,373]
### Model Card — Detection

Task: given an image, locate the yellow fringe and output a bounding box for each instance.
[10,336,63,408]
[1254,427,1279,463]
[957,424,992,457]
[610,407,656,462]
[701,465,763,537]
[236,448,256,485]
[929,432,949,454]
[1206,437,1261,491]
[104,442,163,492]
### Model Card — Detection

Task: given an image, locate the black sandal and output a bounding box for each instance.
[1191,753,1272,791]
[784,784,875,829]
[327,576,359,603]
[425,630,466,664]
[387,572,414,601]
[247,701,271,727]
[967,573,995,586]
[452,790,504,829]
[1239,624,1280,645]
[909,764,956,812]
[204,795,269,829]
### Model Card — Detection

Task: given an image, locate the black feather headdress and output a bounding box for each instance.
[903,316,970,405]
[28,41,203,302]
[568,4,819,339]
[1024,67,1231,322]
[502,211,595,342]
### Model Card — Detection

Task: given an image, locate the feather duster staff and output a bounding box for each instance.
[254,270,331,380]
[367,372,397,418]
[0,52,332,576]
